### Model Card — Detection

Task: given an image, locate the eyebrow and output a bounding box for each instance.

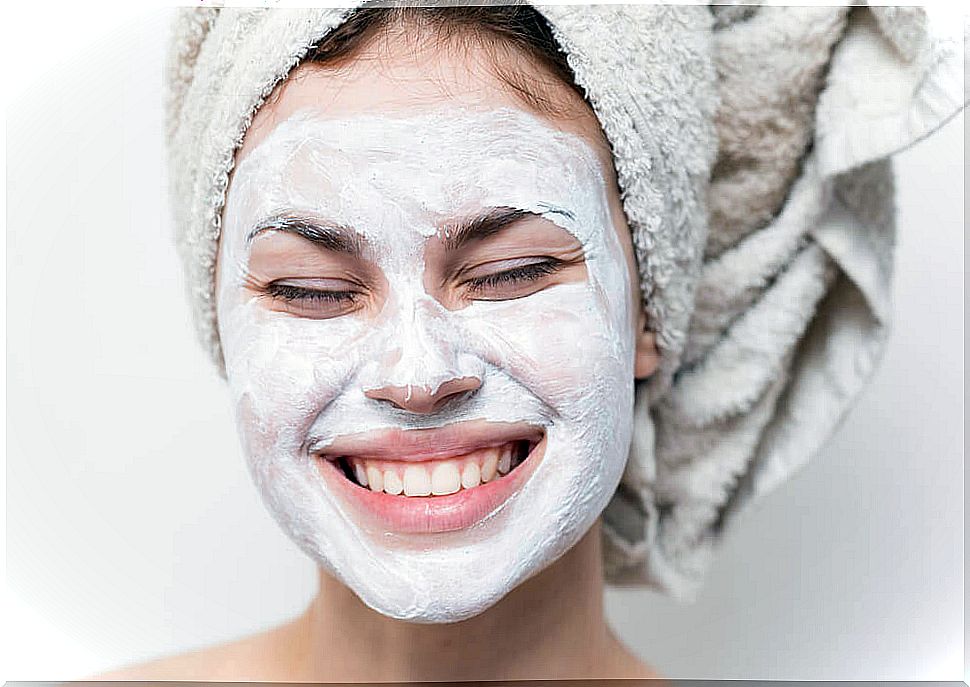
[246,215,364,256]
[442,205,574,251]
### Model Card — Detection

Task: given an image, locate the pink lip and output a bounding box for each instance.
[313,422,547,534]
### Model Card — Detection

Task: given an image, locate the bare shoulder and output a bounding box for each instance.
[83,618,304,682]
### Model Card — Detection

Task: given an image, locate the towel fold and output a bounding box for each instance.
[603,5,967,599]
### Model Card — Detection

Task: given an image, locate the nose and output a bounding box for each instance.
[364,376,482,414]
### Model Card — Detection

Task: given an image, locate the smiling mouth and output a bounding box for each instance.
[313,423,547,532]
[330,438,537,497]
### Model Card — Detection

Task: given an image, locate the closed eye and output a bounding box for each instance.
[461,258,566,300]
[265,282,358,304]
[257,279,364,319]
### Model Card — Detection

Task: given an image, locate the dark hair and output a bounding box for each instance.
[302,5,589,118]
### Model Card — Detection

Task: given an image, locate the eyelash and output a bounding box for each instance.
[263,282,359,304]
[463,259,563,293]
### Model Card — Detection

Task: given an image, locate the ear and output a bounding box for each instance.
[634,309,661,380]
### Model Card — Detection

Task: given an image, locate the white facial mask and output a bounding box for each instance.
[217,106,636,622]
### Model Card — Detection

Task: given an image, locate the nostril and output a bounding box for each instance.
[438,376,482,398]
[364,385,435,413]
[364,376,481,414]
[430,376,481,412]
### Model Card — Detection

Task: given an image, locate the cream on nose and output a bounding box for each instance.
[362,289,481,413]
[364,376,482,414]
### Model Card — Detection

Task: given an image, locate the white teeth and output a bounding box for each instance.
[403,465,432,496]
[431,463,461,495]
[354,462,369,487]
[481,451,499,482]
[497,446,512,475]
[347,441,529,496]
[383,470,404,495]
[365,466,383,493]
[461,461,481,489]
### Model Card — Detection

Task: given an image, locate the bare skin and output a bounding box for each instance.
[93,19,662,682]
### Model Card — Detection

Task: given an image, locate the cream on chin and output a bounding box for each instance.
[216,106,636,622]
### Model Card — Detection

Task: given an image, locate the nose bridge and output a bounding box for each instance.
[385,292,459,394]
[360,280,486,416]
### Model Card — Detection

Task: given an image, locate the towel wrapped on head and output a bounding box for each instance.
[166,3,967,600]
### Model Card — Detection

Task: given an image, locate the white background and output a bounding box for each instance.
[4,5,965,681]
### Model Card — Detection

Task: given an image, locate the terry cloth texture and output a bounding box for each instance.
[166,4,968,600]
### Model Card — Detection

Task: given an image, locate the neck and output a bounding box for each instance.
[289,518,652,682]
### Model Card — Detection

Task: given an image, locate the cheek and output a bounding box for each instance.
[456,282,630,406]
[219,299,373,452]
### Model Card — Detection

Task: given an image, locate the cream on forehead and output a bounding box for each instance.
[229,107,611,250]
[217,105,636,622]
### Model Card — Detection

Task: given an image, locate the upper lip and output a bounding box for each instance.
[313,421,544,463]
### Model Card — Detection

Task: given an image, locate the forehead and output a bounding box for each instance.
[223,110,621,280]
[231,108,607,235]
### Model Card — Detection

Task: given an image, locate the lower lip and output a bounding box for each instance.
[316,437,547,534]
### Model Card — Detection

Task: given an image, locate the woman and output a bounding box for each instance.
[98,3,965,681]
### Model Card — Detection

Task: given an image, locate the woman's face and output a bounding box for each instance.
[216,31,656,622]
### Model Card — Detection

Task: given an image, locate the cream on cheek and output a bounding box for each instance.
[217,107,635,622]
